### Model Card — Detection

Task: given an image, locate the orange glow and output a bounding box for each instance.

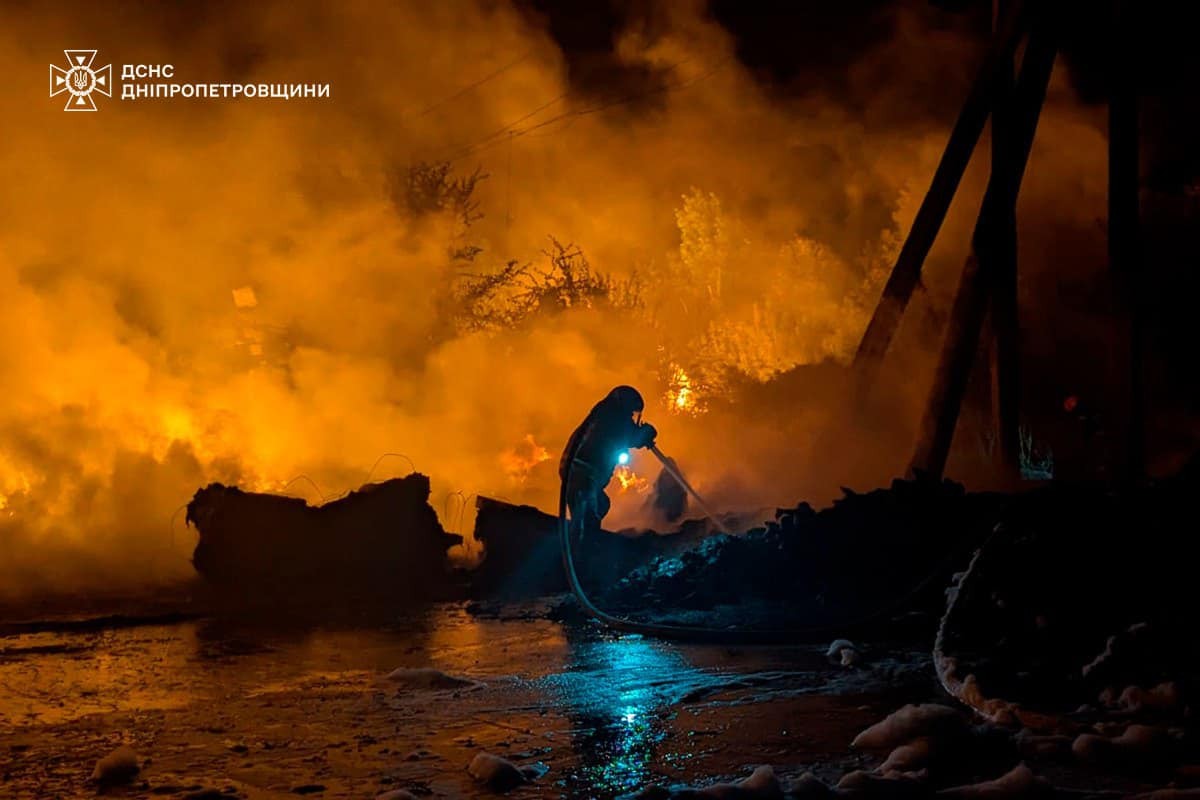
[0,0,1110,598]
[500,434,552,483]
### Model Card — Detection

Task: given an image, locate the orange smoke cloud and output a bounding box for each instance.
[0,0,1108,598]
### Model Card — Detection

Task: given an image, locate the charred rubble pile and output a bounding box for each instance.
[599,476,1005,632]
[935,465,1200,733]
[829,470,1200,798]
[186,473,462,598]
[620,468,1200,799]
[469,495,737,599]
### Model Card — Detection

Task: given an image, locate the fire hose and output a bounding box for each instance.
[647,444,729,534]
[558,434,984,644]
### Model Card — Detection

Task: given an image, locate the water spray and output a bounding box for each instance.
[646,444,729,534]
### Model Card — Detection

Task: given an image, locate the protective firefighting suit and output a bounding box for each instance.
[559,385,657,538]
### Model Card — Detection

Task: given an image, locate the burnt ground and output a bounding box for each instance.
[0,599,934,799]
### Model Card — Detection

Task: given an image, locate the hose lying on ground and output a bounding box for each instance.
[933,526,1077,733]
[558,438,978,644]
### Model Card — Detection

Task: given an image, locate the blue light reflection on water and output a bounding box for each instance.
[534,633,713,795]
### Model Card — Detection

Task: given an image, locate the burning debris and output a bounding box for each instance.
[186,473,461,598]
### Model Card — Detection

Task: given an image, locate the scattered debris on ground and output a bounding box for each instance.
[468,751,547,792]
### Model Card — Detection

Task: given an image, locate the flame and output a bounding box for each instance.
[0,462,30,515]
[500,434,551,483]
[613,465,651,494]
[665,364,704,415]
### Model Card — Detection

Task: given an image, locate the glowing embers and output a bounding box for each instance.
[664,364,704,416]
[500,434,551,483]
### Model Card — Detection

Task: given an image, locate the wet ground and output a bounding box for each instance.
[0,600,931,799]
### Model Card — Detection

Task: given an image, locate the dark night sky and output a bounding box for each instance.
[527,0,1200,190]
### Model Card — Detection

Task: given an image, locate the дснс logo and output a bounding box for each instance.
[50,49,112,111]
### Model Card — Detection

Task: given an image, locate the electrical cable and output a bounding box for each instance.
[408,51,533,120]
[443,54,721,164]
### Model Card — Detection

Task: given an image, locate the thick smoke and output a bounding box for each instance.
[0,0,1108,597]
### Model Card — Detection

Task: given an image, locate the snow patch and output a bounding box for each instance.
[836,769,926,798]
[687,765,784,798]
[881,737,933,772]
[385,667,482,690]
[91,745,139,785]
[788,772,835,798]
[851,704,966,749]
[1115,682,1181,713]
[1073,724,1176,767]
[826,639,860,666]
[937,763,1046,798]
[1014,729,1071,759]
[467,752,544,792]
[625,766,784,799]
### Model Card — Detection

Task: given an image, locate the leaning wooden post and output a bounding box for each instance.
[852,0,1027,386]
[909,19,1058,481]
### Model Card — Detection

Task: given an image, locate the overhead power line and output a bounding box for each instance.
[405,50,533,120]
[439,55,731,164]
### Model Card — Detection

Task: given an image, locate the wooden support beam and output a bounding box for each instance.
[989,0,1022,483]
[909,19,1058,481]
[852,0,1028,386]
[1108,0,1144,484]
